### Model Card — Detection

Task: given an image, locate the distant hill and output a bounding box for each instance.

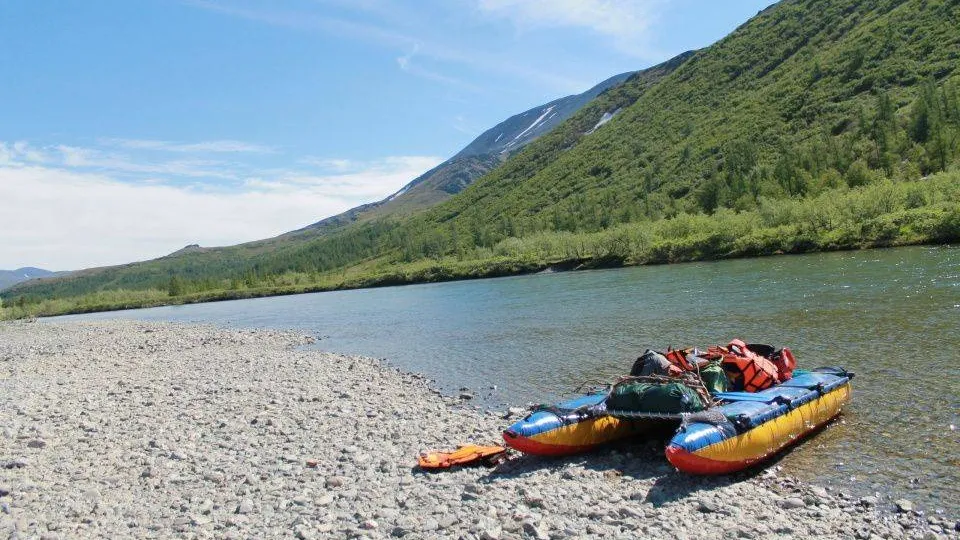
[0,268,63,291]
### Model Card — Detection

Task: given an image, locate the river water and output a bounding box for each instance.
[55,245,960,515]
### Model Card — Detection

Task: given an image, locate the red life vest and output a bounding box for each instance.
[771,347,796,381]
[664,348,696,371]
[720,339,780,392]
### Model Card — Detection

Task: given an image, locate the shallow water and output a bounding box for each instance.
[55,245,960,515]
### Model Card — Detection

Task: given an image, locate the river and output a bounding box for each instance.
[54,245,960,516]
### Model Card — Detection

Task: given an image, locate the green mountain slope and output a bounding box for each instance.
[244,0,960,273]
[5,0,960,318]
[409,0,959,235]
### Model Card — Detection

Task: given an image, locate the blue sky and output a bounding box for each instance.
[0,0,774,270]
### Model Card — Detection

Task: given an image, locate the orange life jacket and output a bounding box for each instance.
[720,339,780,392]
[771,347,796,381]
[417,444,507,469]
[664,347,696,371]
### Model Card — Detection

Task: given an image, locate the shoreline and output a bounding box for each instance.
[3,243,956,321]
[0,320,955,539]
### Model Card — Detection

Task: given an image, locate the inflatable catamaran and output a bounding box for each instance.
[502,340,852,474]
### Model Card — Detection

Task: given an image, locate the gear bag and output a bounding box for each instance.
[607,382,706,414]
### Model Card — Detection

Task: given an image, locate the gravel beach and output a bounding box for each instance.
[0,320,955,539]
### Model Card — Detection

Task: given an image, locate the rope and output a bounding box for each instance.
[605,409,685,420]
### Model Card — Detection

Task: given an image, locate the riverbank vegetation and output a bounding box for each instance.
[3,0,959,319]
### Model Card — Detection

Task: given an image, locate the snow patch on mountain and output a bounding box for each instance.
[513,106,555,142]
[386,184,412,202]
[586,108,622,135]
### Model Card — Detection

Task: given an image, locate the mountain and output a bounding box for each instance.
[290,70,643,234]
[0,268,61,291]
[5,0,960,317]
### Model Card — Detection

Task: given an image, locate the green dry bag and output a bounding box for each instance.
[607,382,706,413]
[699,361,730,395]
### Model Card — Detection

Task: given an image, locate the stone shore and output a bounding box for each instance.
[0,320,955,539]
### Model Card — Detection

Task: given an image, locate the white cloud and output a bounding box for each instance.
[301,157,356,172]
[186,0,588,93]
[476,0,662,57]
[396,43,420,70]
[100,138,276,154]
[0,150,442,270]
[54,144,240,180]
[0,141,52,165]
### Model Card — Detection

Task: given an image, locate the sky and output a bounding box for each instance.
[0,0,775,271]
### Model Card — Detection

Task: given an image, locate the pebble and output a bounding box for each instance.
[698,500,719,513]
[26,439,47,449]
[781,497,806,510]
[894,499,914,513]
[236,499,254,515]
[0,320,950,539]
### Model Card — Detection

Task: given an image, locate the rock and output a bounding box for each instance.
[26,439,47,449]
[459,392,474,400]
[305,459,319,468]
[198,499,214,515]
[781,497,806,510]
[480,525,502,540]
[294,525,316,540]
[524,495,545,508]
[522,520,550,540]
[698,500,719,513]
[437,515,458,529]
[895,499,914,513]
[360,520,378,530]
[503,407,526,419]
[236,499,254,514]
[859,496,879,507]
[325,476,346,488]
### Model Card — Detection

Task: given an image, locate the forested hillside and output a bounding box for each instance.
[4,0,960,318]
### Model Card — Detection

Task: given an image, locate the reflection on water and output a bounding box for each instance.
[56,245,960,515]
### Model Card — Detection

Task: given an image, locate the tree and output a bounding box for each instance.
[167,276,185,297]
